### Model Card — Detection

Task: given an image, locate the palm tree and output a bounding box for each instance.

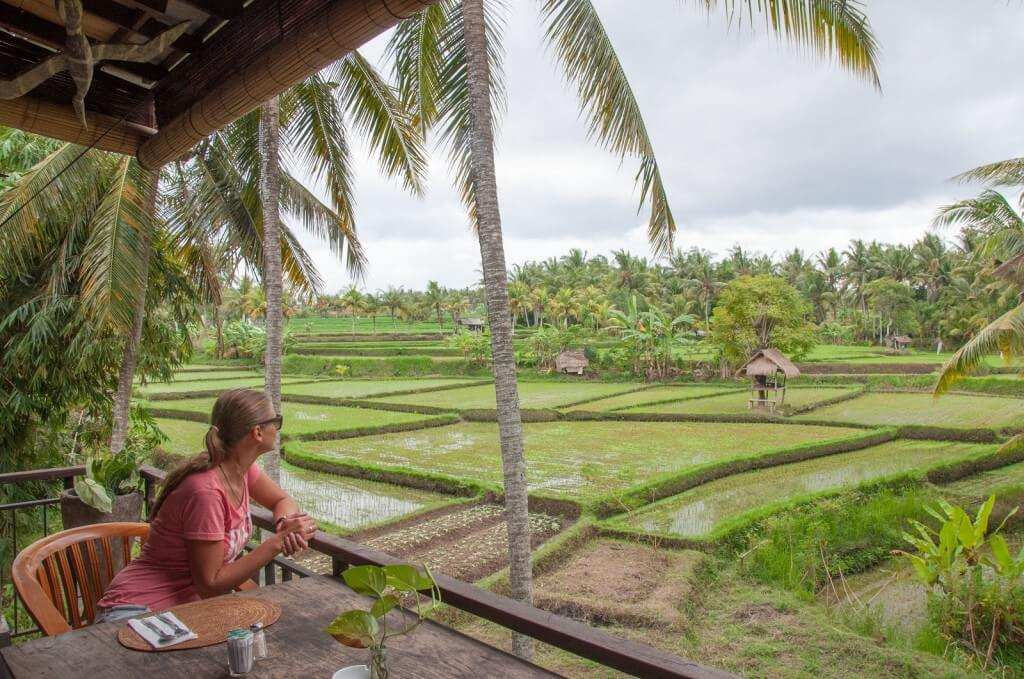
[249,53,427,477]
[424,280,447,328]
[684,254,724,329]
[380,287,406,327]
[936,157,1024,395]
[392,0,880,658]
[843,239,873,311]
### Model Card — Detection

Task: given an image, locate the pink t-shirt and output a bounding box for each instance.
[98,464,259,611]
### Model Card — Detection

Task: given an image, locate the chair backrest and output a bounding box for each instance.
[12,522,149,636]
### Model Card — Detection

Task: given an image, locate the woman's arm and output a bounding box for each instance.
[249,467,298,524]
[186,534,284,598]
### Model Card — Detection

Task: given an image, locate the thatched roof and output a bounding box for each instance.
[737,348,800,378]
[892,335,912,344]
[555,349,588,367]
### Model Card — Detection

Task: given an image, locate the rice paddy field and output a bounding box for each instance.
[615,440,997,538]
[138,375,305,395]
[281,378,480,400]
[366,381,644,411]
[793,391,1024,427]
[561,385,740,412]
[622,386,860,415]
[293,420,859,499]
[140,345,1024,678]
[150,397,452,436]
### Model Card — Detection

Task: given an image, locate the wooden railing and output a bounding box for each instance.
[0,465,734,679]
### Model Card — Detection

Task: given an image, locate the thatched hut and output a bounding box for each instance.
[736,348,800,413]
[461,318,485,333]
[888,335,912,353]
[555,350,589,375]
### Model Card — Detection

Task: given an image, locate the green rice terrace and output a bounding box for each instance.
[134,337,1024,677]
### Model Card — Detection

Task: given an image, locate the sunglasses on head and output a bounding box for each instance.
[256,415,283,430]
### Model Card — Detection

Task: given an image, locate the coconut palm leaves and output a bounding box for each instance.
[389,0,879,254]
[935,157,1024,394]
[180,52,427,279]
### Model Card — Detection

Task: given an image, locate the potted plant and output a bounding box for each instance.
[60,449,144,529]
[326,564,440,679]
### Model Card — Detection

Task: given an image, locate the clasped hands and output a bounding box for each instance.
[274,512,317,556]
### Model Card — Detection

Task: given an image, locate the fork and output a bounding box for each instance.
[140,618,176,645]
[156,613,189,638]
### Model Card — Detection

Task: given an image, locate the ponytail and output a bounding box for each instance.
[149,389,272,519]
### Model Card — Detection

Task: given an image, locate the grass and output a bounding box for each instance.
[281,378,479,400]
[138,376,305,395]
[294,420,859,500]
[623,387,859,415]
[153,418,209,455]
[367,381,643,411]
[137,369,259,384]
[794,392,1024,428]
[287,316,453,334]
[943,460,1024,499]
[615,440,997,538]
[457,562,969,678]
[561,385,739,412]
[145,398,452,437]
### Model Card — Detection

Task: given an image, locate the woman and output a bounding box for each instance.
[96,389,316,622]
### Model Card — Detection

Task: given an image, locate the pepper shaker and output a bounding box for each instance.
[250,622,268,660]
[226,628,254,676]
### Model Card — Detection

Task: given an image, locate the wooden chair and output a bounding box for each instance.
[13,522,150,636]
[14,522,261,636]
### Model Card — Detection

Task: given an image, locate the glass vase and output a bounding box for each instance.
[369,646,388,679]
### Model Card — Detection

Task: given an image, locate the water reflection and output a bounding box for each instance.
[275,464,447,531]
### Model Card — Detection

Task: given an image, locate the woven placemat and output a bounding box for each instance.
[117,597,282,652]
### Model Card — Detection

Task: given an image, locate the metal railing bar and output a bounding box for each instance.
[0,498,59,512]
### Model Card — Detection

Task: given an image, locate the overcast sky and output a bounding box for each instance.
[289,1,1024,293]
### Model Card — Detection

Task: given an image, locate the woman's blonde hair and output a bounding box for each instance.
[150,388,272,518]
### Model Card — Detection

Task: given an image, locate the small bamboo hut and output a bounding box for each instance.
[888,335,912,353]
[555,349,588,375]
[460,318,485,333]
[736,348,800,413]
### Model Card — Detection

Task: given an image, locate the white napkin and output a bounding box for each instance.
[127,612,198,649]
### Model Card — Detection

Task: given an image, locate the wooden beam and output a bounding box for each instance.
[81,0,203,53]
[179,0,244,20]
[0,7,169,83]
[0,95,152,155]
[138,0,436,169]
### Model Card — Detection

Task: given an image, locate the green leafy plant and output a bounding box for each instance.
[326,564,440,679]
[899,495,1024,670]
[447,331,491,367]
[73,450,143,513]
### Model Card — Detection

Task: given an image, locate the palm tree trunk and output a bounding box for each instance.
[110,167,159,454]
[259,96,284,482]
[462,0,533,660]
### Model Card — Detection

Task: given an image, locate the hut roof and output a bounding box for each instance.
[892,335,912,344]
[556,349,588,365]
[0,0,433,167]
[737,348,800,378]
[463,318,485,326]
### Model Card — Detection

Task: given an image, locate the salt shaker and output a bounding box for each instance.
[226,628,255,677]
[250,622,268,660]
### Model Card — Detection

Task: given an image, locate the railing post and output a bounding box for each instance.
[331,555,347,578]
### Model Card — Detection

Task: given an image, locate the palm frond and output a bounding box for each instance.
[935,302,1024,394]
[953,157,1024,189]
[328,52,428,196]
[386,3,450,133]
[279,167,365,277]
[391,0,507,229]
[697,0,881,88]
[77,157,152,330]
[539,0,676,255]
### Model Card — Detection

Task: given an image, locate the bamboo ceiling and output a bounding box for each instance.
[0,0,435,167]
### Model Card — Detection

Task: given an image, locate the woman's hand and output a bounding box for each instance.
[275,512,317,556]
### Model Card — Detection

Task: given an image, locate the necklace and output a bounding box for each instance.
[217,464,243,508]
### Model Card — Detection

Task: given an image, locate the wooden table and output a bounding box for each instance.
[1,575,562,678]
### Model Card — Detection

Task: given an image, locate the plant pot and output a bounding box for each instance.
[59,489,143,530]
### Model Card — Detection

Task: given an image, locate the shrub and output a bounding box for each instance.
[218,320,296,360]
[899,496,1024,671]
[446,331,491,367]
